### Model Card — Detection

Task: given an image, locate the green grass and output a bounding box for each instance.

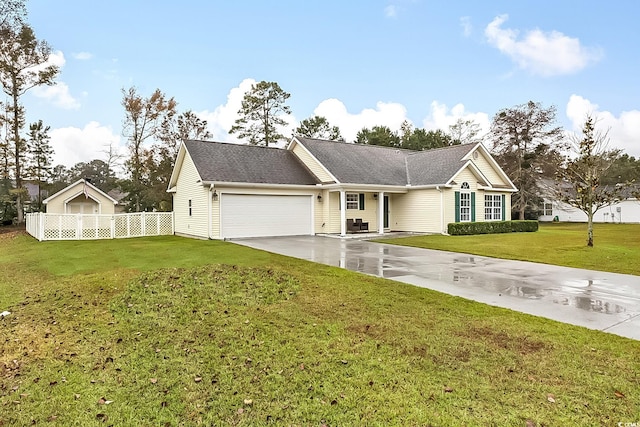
[379,222,640,275]
[1,231,639,426]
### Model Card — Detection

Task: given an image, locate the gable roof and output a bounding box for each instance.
[405,143,478,186]
[293,137,490,187]
[43,179,118,205]
[293,137,410,185]
[183,140,319,185]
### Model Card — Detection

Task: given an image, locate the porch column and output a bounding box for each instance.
[340,190,346,236]
[377,191,384,234]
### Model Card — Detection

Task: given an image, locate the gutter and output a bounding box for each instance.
[202,181,318,190]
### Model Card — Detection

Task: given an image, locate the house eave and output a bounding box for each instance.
[202,181,319,190]
[477,185,519,193]
[406,184,454,190]
[320,183,409,193]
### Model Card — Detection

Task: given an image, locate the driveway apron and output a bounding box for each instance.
[234,236,640,340]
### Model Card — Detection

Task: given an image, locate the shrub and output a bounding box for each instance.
[447,220,538,235]
[510,220,539,233]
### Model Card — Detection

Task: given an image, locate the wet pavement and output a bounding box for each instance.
[234,235,640,340]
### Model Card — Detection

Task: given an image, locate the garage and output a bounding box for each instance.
[220,194,313,239]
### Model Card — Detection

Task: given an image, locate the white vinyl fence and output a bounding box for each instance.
[26,212,174,241]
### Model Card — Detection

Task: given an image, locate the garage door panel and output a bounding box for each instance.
[221,194,312,238]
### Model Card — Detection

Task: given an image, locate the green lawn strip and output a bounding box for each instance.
[377,223,640,275]
[0,234,638,425]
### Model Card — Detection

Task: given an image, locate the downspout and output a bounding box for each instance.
[437,185,445,234]
[208,184,214,239]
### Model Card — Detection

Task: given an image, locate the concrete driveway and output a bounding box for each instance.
[234,235,640,340]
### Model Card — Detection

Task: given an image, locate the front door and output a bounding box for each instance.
[383,196,389,228]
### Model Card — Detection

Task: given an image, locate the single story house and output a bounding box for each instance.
[167,137,517,239]
[539,187,640,223]
[43,179,121,215]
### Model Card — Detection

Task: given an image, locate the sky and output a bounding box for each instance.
[18,0,640,170]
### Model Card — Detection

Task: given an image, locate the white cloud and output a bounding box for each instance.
[72,52,93,60]
[460,16,472,37]
[196,78,255,143]
[26,50,81,109]
[50,122,124,169]
[314,99,409,142]
[422,101,490,136]
[32,82,80,109]
[566,95,640,157]
[196,78,297,147]
[384,5,397,18]
[484,14,603,76]
[196,80,492,146]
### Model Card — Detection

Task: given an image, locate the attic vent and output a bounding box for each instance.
[473,151,478,159]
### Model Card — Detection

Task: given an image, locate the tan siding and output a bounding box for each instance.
[174,152,209,238]
[443,189,456,226]
[314,190,326,234]
[392,190,443,233]
[292,143,334,183]
[326,191,382,233]
[211,196,220,238]
[328,192,341,233]
[46,182,116,214]
[472,151,507,187]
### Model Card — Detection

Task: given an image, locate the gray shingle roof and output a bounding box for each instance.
[295,137,478,186]
[405,143,477,185]
[184,140,319,185]
[294,137,410,185]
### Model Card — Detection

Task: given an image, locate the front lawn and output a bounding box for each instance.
[0,232,638,426]
[380,222,640,275]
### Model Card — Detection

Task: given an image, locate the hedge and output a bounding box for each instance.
[447,220,538,235]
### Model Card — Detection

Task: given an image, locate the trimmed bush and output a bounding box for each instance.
[447,220,538,235]
[510,220,539,233]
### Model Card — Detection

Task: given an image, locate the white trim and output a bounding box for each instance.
[288,137,340,183]
[340,190,346,236]
[322,183,409,192]
[446,160,491,187]
[43,179,118,205]
[464,143,518,191]
[377,191,384,234]
[477,185,518,193]
[168,143,203,192]
[345,192,359,210]
[202,181,318,190]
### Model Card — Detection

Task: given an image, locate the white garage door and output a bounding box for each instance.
[221,194,313,239]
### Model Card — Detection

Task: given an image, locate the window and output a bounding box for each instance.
[346,193,359,210]
[461,182,470,190]
[543,202,553,216]
[484,195,502,220]
[188,199,192,217]
[460,192,471,222]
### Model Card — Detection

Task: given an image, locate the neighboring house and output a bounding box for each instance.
[43,179,119,215]
[539,185,640,223]
[167,137,517,239]
[106,188,128,214]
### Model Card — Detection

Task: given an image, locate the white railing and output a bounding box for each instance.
[25,212,174,241]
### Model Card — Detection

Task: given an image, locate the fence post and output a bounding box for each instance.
[39,212,44,241]
[111,215,115,239]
